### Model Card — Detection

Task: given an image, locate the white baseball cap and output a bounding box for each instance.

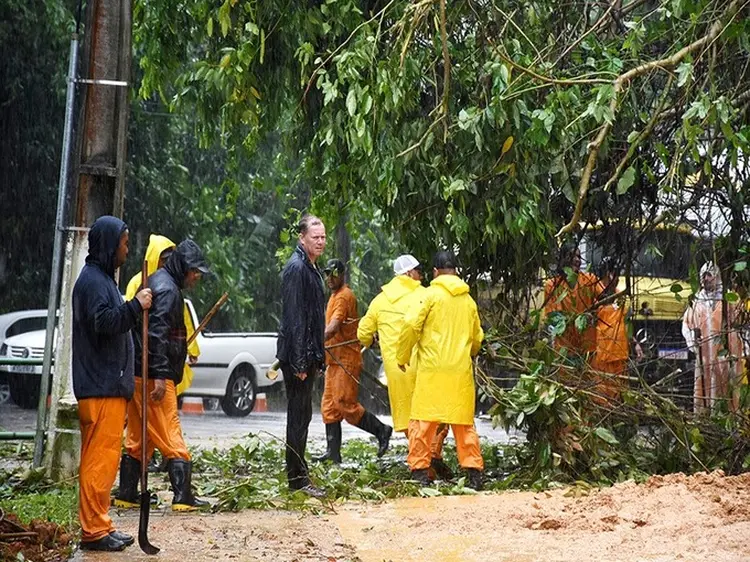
[393,254,420,275]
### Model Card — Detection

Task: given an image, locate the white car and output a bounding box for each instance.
[0,302,279,416]
[0,310,49,405]
[0,328,47,408]
[183,300,279,417]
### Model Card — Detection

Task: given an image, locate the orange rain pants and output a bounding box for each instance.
[125,379,190,461]
[78,397,127,542]
[430,423,451,459]
[407,420,484,471]
[321,364,366,425]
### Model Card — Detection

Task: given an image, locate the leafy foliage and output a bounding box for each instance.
[133,0,750,316]
[190,434,520,512]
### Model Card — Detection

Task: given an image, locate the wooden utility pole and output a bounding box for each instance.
[42,0,133,478]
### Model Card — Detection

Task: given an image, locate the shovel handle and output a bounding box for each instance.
[137,261,160,556]
[186,292,229,346]
[140,261,149,488]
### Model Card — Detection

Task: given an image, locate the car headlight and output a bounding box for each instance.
[0,344,6,356]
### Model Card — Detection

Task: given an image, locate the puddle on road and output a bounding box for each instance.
[333,495,535,562]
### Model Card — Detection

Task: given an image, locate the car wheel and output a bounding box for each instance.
[221,366,257,417]
[8,374,41,409]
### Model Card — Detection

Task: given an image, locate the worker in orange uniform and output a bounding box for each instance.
[314,259,392,464]
[72,216,152,551]
[682,262,743,413]
[358,254,452,480]
[590,261,632,402]
[119,234,200,476]
[397,251,485,490]
[544,242,601,359]
[115,240,210,511]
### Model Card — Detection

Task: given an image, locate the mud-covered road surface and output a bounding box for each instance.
[68,470,750,562]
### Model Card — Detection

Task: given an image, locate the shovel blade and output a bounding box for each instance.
[138,491,159,555]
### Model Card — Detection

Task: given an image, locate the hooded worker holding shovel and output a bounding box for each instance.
[115,239,210,511]
[117,234,201,476]
[72,216,152,551]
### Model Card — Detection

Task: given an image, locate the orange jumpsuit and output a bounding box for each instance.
[544,272,600,356]
[682,291,743,412]
[124,378,190,461]
[591,300,629,400]
[322,285,365,425]
[78,397,127,541]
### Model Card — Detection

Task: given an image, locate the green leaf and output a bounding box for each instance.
[734,261,747,272]
[574,314,588,333]
[616,166,636,194]
[346,89,357,116]
[594,427,619,445]
[207,17,214,38]
[726,291,740,303]
[627,130,639,143]
[676,62,692,87]
[670,283,683,293]
[219,0,231,37]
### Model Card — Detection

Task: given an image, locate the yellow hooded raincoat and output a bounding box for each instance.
[125,234,200,396]
[358,275,425,432]
[396,274,483,426]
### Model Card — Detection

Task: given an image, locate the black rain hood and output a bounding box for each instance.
[163,239,209,288]
[86,215,127,278]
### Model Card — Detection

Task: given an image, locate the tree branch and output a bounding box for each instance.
[497,51,611,85]
[556,0,742,238]
[439,0,451,142]
[602,75,674,193]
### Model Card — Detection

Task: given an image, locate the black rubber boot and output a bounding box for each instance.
[356,411,393,457]
[113,455,140,508]
[467,468,484,491]
[430,458,454,481]
[314,422,342,464]
[80,534,127,552]
[167,459,210,511]
[411,469,431,486]
[109,530,134,547]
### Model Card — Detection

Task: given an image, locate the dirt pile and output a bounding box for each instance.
[69,471,750,561]
[0,510,72,562]
[334,470,750,562]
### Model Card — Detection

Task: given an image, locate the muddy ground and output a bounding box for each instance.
[64,470,750,562]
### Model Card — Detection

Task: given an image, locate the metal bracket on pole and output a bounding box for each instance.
[75,78,129,87]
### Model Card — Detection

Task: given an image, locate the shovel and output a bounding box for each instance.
[138,261,159,555]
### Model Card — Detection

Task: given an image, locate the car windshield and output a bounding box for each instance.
[583,228,707,280]
[5,316,47,338]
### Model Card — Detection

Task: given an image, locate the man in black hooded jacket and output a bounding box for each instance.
[116,239,210,511]
[73,215,152,551]
[277,214,327,497]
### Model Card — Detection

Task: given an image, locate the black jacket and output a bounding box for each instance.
[133,240,207,383]
[276,244,326,374]
[72,216,140,400]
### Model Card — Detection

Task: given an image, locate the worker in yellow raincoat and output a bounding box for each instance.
[397,251,485,490]
[358,254,454,480]
[114,234,201,502]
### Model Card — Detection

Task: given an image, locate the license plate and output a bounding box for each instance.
[9,365,36,374]
[658,349,688,361]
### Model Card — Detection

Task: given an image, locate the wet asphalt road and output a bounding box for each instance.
[0,401,520,451]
